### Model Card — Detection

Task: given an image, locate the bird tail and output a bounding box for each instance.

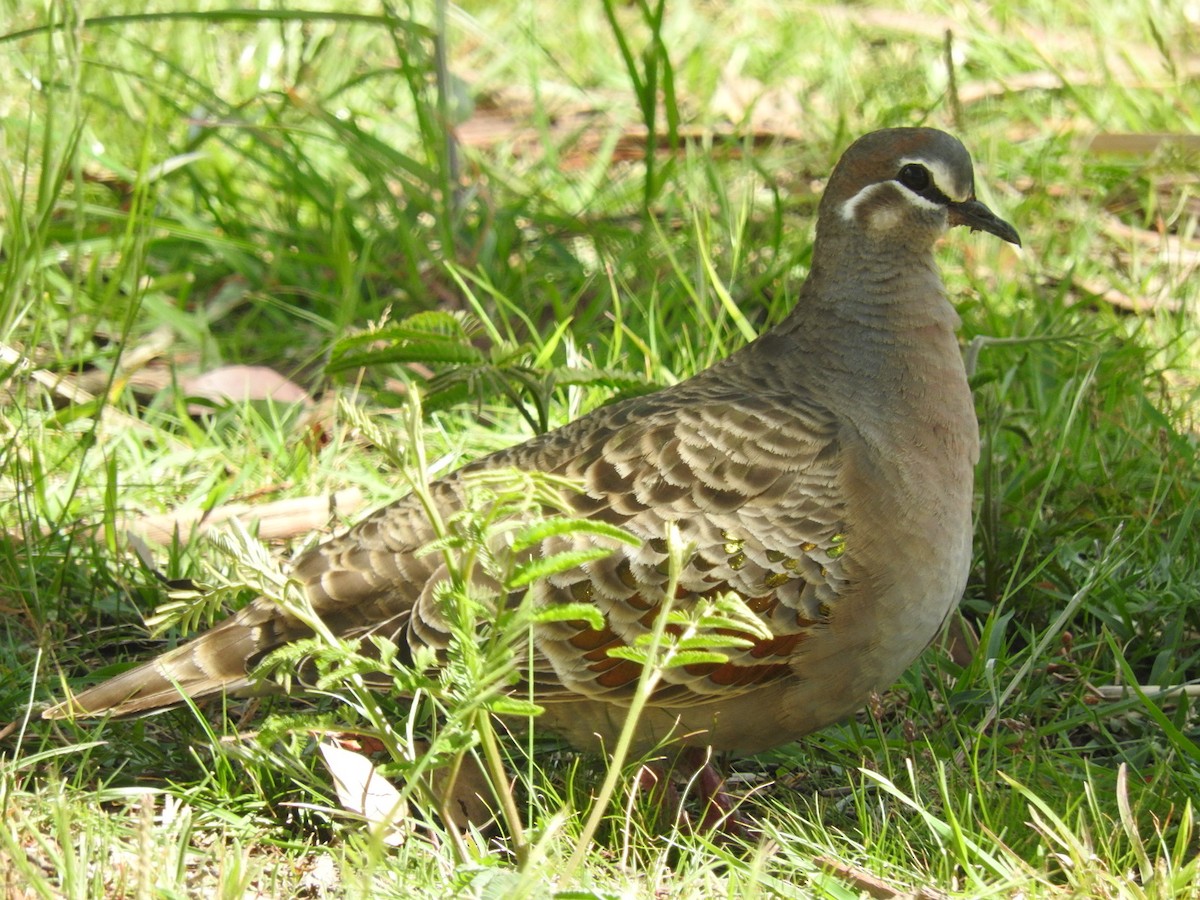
[41,609,273,719]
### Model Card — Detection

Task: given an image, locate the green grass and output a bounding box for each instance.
[3,0,1199,896]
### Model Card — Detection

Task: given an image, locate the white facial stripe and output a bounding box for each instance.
[839,182,882,222]
[898,156,968,202]
[839,181,942,225]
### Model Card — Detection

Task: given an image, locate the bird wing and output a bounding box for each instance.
[45,359,849,717]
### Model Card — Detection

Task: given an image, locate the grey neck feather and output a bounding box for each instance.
[782,228,959,341]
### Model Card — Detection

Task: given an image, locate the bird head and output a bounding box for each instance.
[820,127,1021,250]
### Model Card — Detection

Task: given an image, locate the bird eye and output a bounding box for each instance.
[897,164,931,192]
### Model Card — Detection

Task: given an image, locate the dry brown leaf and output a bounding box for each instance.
[815,854,948,900]
[317,735,498,839]
[183,364,311,410]
[1090,684,1200,703]
[1103,216,1200,260]
[317,738,409,846]
[104,488,366,546]
[1089,133,1200,156]
[1060,275,1179,314]
[959,70,1087,105]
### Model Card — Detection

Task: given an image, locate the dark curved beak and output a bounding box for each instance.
[948,198,1021,247]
